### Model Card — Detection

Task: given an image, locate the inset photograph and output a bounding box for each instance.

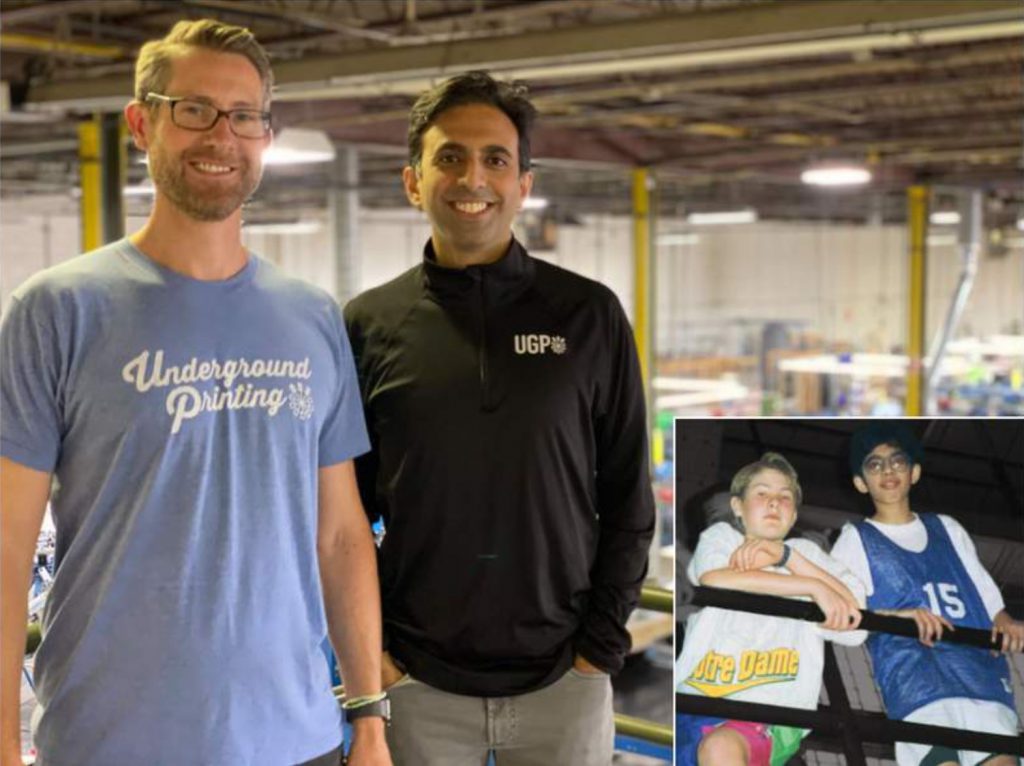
[674,418,1024,766]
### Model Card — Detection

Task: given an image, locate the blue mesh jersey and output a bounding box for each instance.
[855,513,1014,720]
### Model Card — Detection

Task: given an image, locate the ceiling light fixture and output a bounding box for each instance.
[522,197,549,210]
[263,128,336,165]
[800,164,872,187]
[243,219,323,235]
[930,211,961,226]
[123,182,154,196]
[657,233,700,246]
[687,209,757,226]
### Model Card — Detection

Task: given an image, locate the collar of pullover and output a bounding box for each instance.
[422,237,534,306]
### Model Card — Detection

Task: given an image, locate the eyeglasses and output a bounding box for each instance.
[862,452,911,475]
[145,93,272,139]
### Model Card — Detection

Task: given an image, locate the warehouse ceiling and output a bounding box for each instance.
[1,0,1022,227]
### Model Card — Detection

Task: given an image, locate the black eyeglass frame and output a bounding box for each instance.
[144,93,273,139]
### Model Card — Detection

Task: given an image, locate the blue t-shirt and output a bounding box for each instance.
[856,513,1015,720]
[1,240,370,766]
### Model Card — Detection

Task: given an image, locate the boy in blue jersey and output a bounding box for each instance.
[832,423,1023,766]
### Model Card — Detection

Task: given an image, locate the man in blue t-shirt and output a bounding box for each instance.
[0,19,391,766]
[832,423,1023,766]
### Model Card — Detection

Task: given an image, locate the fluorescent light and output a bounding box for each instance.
[927,234,958,247]
[930,211,961,225]
[800,165,872,187]
[657,233,700,246]
[522,197,548,210]
[243,219,322,235]
[263,128,336,165]
[687,209,757,226]
[1017,216,1024,231]
[124,182,154,196]
[73,184,152,198]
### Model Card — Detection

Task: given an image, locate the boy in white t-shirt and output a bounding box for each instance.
[831,423,1023,766]
[676,452,866,766]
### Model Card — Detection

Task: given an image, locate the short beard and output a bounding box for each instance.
[149,145,261,222]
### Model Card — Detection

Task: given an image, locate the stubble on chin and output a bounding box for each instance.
[149,149,261,222]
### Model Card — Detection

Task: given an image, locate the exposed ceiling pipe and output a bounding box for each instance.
[0,32,123,58]
[273,20,1024,103]
[20,2,1024,110]
[181,0,397,43]
[925,189,983,413]
[0,0,113,26]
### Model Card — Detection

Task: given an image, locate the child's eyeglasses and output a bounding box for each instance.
[862,452,911,475]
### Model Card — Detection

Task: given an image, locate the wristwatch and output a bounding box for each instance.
[776,543,792,568]
[344,695,391,726]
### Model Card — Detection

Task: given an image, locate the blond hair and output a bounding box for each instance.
[729,452,803,507]
[134,19,273,105]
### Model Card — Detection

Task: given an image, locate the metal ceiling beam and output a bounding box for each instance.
[179,0,395,43]
[0,32,125,58]
[767,73,1021,104]
[0,0,127,26]
[21,0,1024,109]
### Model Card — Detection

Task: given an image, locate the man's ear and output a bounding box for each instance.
[853,475,869,494]
[124,101,151,153]
[517,170,534,208]
[910,463,921,486]
[402,165,422,209]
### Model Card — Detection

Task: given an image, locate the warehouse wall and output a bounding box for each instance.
[656,222,1024,357]
[2,196,1021,358]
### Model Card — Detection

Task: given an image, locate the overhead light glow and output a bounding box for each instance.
[927,234,958,247]
[243,219,323,235]
[1017,216,1024,231]
[124,182,154,196]
[800,165,872,187]
[263,128,336,165]
[930,211,961,226]
[658,233,700,246]
[522,197,549,210]
[687,209,757,226]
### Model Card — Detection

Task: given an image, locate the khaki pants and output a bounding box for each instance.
[386,668,615,766]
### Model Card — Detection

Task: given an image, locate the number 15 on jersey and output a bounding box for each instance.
[923,582,966,619]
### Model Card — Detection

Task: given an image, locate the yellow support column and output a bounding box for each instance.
[632,167,653,389]
[906,186,928,415]
[78,117,103,252]
[78,112,126,251]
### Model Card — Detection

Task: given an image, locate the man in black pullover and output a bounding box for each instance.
[344,71,656,766]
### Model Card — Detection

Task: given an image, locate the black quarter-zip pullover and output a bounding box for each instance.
[344,238,655,696]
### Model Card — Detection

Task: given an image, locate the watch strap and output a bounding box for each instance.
[344,696,391,724]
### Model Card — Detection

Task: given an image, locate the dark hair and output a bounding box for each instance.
[849,423,923,477]
[407,70,536,174]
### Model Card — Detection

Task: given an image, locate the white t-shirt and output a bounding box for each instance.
[676,522,867,710]
[831,513,1005,619]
